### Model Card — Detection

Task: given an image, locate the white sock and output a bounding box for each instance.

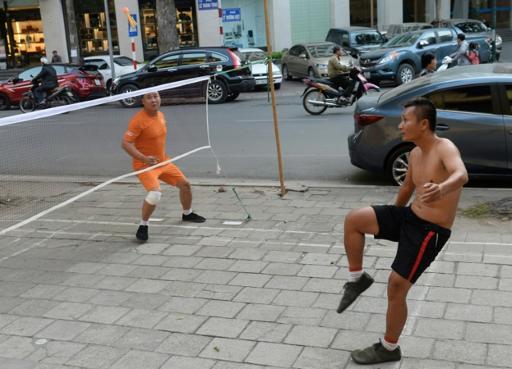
[381,337,398,351]
[183,209,193,216]
[349,269,364,282]
[140,220,148,226]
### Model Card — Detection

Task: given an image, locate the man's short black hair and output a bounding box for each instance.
[421,53,436,68]
[332,45,341,54]
[457,33,466,41]
[404,97,437,131]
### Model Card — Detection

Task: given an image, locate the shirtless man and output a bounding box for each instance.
[122,92,205,242]
[337,97,468,364]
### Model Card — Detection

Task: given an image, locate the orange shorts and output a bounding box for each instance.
[136,162,187,191]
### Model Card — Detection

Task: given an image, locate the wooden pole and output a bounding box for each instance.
[263,0,286,197]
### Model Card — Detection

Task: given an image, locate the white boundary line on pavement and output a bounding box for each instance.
[7,217,512,247]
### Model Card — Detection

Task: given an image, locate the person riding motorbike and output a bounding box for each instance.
[328,45,355,101]
[31,57,58,105]
[418,53,437,77]
[449,33,471,66]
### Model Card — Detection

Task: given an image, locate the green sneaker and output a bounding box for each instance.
[337,272,374,313]
[351,341,402,364]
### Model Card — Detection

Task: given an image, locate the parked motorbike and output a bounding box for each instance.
[301,67,380,115]
[19,83,75,113]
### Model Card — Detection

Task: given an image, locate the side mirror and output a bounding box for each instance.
[147,65,157,72]
[299,53,307,59]
[12,77,21,84]
[418,40,429,49]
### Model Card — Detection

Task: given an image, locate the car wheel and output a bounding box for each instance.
[118,84,141,108]
[0,93,10,110]
[386,145,414,186]
[308,68,316,78]
[395,63,415,85]
[282,64,292,81]
[225,92,240,102]
[208,80,227,104]
[274,83,281,90]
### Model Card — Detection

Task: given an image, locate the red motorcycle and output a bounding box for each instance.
[301,67,380,115]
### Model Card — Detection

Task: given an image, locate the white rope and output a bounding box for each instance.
[0,145,211,236]
[0,76,211,128]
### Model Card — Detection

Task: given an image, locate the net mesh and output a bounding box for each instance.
[0,76,215,234]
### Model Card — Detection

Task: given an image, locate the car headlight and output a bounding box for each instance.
[315,64,328,69]
[379,52,399,65]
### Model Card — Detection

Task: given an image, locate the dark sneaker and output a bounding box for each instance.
[182,212,206,223]
[337,272,374,313]
[351,341,402,364]
[136,225,148,242]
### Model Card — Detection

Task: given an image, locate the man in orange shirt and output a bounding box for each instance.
[122,92,205,242]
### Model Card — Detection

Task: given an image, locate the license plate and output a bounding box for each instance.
[94,79,101,86]
[255,79,267,85]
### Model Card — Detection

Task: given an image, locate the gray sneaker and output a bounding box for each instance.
[337,272,374,313]
[351,341,402,364]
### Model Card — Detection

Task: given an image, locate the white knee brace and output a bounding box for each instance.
[145,191,161,205]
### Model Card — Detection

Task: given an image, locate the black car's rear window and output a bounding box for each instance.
[114,56,134,66]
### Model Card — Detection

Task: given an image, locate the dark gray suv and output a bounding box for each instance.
[348,64,512,185]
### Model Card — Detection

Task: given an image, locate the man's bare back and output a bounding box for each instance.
[409,137,463,229]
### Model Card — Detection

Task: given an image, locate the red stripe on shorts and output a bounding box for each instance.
[407,231,435,282]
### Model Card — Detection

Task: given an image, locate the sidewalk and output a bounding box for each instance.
[1,183,512,369]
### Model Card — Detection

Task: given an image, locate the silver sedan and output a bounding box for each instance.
[348,64,512,185]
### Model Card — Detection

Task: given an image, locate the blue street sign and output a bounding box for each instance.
[222,8,241,22]
[198,0,218,10]
[128,14,138,37]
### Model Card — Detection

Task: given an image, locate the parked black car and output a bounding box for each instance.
[325,27,386,57]
[111,47,256,107]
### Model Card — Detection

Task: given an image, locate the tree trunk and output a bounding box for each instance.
[63,0,81,64]
[156,0,179,53]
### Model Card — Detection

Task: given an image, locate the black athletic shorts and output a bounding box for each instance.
[372,205,451,284]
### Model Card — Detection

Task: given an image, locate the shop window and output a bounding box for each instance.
[76,0,119,56]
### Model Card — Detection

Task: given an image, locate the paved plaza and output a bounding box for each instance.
[1,182,512,369]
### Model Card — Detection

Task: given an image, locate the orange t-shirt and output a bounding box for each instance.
[123,110,170,169]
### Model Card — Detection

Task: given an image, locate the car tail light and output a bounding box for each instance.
[227,49,241,68]
[354,113,384,126]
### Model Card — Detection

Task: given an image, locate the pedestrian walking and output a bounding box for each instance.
[51,50,62,63]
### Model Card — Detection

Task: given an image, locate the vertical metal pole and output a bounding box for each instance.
[263,0,286,197]
[491,0,497,62]
[370,0,374,28]
[104,0,116,79]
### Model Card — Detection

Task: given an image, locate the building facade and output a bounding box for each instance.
[0,0,510,69]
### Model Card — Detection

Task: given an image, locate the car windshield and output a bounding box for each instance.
[352,32,384,45]
[114,56,135,66]
[241,51,267,63]
[455,21,487,33]
[384,32,421,47]
[306,44,333,57]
